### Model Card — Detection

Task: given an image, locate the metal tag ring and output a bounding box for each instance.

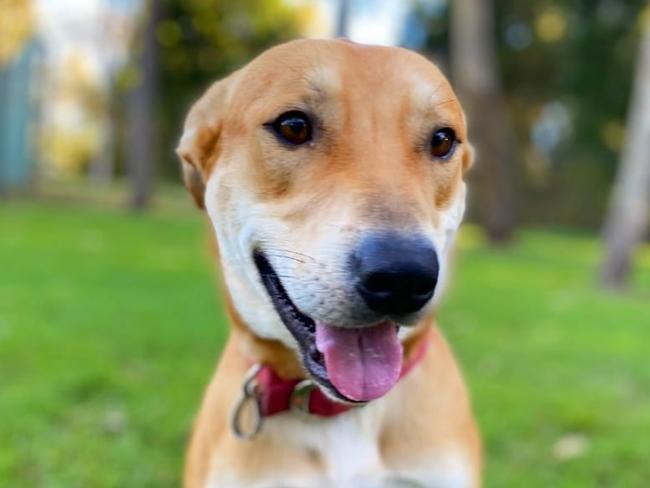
[230,364,263,440]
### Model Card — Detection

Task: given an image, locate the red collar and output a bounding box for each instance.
[256,330,430,418]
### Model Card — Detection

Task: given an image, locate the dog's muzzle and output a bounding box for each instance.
[253,231,439,404]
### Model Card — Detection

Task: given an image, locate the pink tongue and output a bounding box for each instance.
[315,321,403,402]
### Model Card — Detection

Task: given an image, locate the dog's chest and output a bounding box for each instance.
[208,408,472,488]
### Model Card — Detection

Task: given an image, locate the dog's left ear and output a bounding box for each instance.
[462,142,475,174]
[176,71,240,209]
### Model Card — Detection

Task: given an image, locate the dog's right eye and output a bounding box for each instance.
[270,111,312,145]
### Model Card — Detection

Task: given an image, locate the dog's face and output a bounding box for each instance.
[178,40,472,404]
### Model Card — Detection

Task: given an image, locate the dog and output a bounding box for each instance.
[177,39,480,488]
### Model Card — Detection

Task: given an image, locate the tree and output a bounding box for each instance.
[153,0,302,180]
[411,1,646,230]
[600,9,650,289]
[125,1,159,210]
[450,0,515,243]
[336,0,350,38]
[0,0,36,195]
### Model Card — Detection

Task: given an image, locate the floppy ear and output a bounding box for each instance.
[176,72,240,209]
[462,142,475,174]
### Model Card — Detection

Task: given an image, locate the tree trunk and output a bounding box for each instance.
[125,0,158,211]
[336,0,350,38]
[450,0,515,244]
[600,16,650,289]
[89,85,116,186]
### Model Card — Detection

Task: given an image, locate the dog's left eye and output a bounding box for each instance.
[271,111,312,145]
[431,128,457,160]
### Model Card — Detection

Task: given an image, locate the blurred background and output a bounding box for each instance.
[1,0,648,486]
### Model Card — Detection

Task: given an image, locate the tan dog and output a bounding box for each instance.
[177,39,480,488]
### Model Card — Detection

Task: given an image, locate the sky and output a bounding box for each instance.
[34,0,454,73]
[303,0,415,45]
[35,0,138,81]
[35,0,434,75]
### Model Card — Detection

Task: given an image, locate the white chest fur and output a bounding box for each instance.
[206,398,472,488]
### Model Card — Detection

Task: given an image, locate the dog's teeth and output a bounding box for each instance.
[310,348,323,364]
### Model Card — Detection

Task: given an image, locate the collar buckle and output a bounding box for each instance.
[289,379,316,414]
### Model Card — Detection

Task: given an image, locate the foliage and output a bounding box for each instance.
[153,0,304,177]
[0,0,34,65]
[1,199,649,486]
[42,52,107,173]
[406,0,647,228]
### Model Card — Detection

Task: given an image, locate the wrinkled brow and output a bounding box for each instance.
[407,76,458,112]
[304,66,341,101]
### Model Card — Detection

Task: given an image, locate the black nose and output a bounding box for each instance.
[351,233,439,316]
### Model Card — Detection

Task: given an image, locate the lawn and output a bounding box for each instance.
[1,198,649,487]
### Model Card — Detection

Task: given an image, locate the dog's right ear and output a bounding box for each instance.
[176,72,240,209]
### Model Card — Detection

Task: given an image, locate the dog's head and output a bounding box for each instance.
[178,39,472,404]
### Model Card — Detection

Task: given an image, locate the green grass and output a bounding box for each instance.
[1,199,649,487]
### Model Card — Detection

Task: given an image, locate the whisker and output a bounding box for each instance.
[265,248,316,261]
[262,253,307,264]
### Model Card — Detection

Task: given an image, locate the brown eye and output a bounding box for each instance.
[431,128,457,159]
[272,111,312,145]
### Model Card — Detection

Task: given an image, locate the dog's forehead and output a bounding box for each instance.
[232,39,462,125]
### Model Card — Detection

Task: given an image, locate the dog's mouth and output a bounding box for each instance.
[254,251,403,404]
